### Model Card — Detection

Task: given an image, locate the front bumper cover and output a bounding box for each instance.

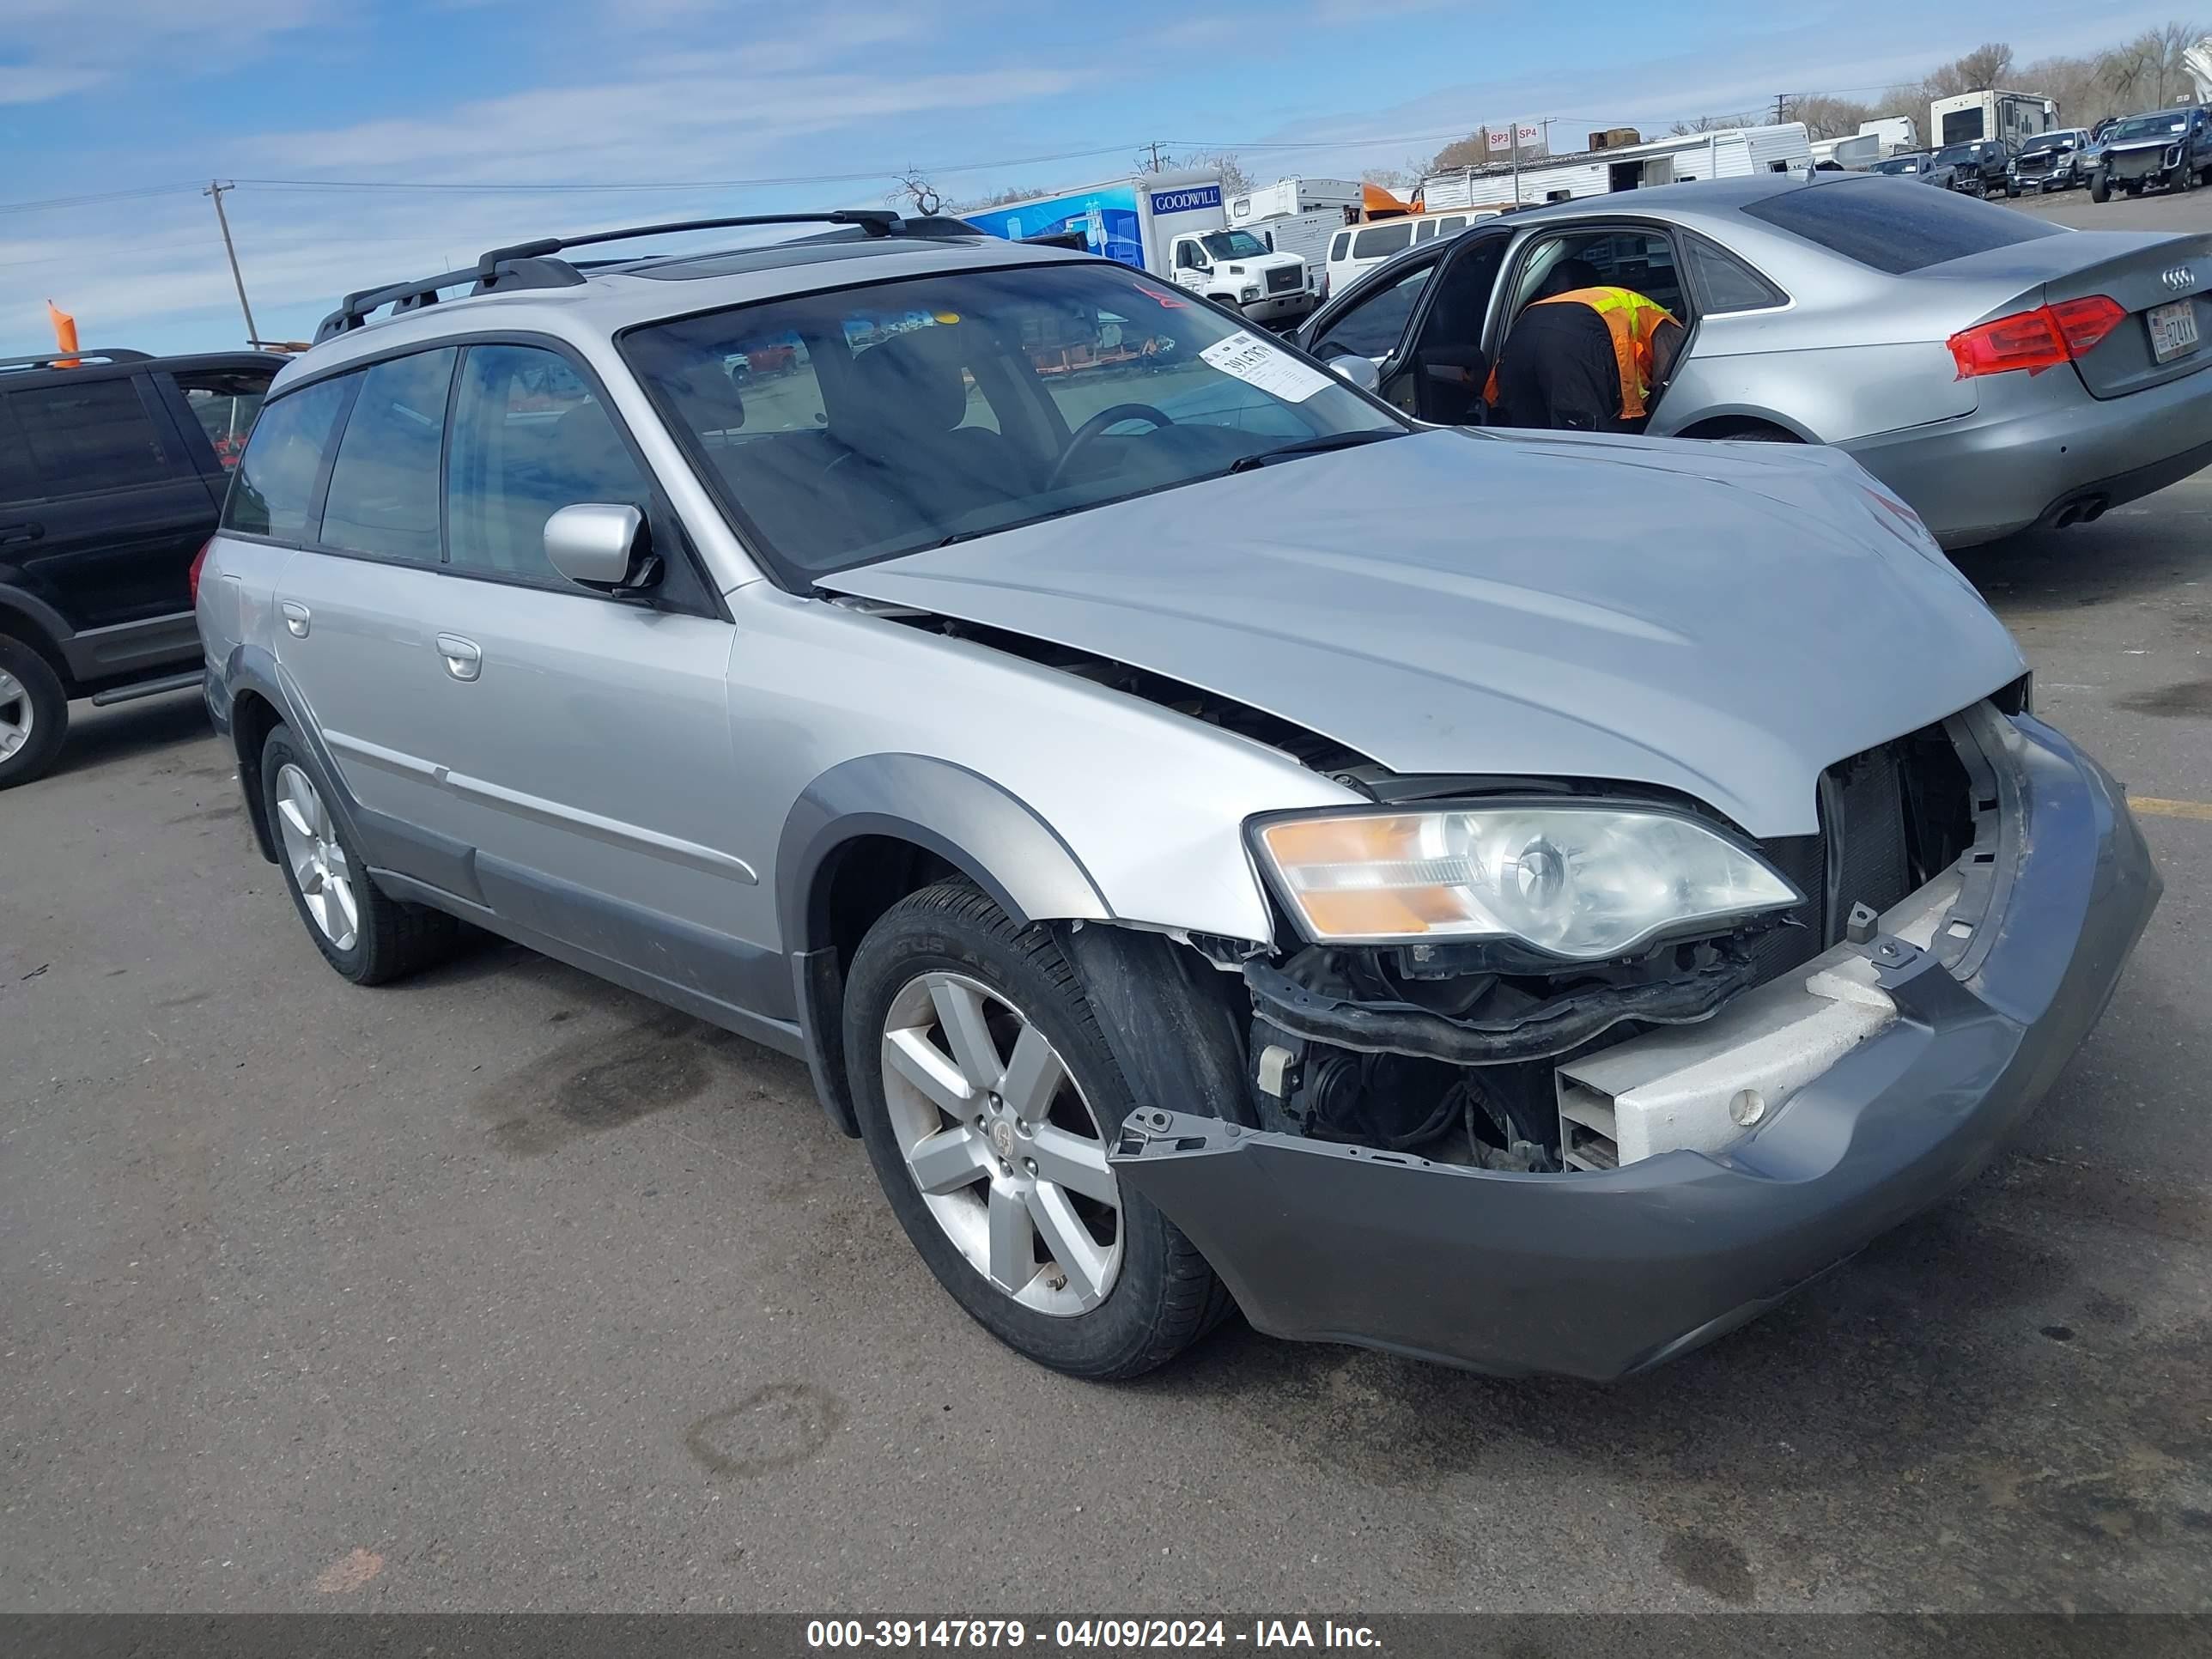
[1109,714,2160,1380]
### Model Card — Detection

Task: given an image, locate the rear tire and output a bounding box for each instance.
[0,635,69,790]
[259,726,462,985]
[842,880,1226,1380]
[1688,418,1802,444]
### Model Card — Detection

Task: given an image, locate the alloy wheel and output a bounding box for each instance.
[879,971,1123,1315]
[0,669,31,761]
[274,763,360,951]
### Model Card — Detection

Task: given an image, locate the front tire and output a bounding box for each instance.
[0,635,68,790]
[2092,173,2111,204]
[260,726,461,984]
[843,881,1225,1379]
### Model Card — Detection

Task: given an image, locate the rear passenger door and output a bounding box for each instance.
[420,342,758,1009]
[270,348,460,855]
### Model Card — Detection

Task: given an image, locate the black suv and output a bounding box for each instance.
[1,347,280,786]
[1932,138,2015,197]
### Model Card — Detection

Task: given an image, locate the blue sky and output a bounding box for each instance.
[0,0,2186,355]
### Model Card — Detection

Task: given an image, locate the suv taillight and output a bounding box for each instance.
[1948,295,2126,378]
[188,538,212,606]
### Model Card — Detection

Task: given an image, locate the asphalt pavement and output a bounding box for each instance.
[4,183,2212,1617]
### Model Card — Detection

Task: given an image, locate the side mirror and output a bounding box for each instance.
[544,502,659,593]
[1324,353,1382,394]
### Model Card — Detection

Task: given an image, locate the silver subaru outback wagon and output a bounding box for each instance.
[198,211,2160,1382]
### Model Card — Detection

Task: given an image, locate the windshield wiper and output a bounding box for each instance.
[1225,429,1401,474]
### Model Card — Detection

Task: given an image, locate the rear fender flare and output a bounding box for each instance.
[222,644,366,868]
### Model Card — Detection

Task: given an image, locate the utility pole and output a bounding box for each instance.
[1142,140,1168,173]
[204,180,258,347]
[1511,118,1522,204]
[1772,94,1795,125]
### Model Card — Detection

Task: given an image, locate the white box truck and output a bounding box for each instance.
[1227,177,1363,224]
[962,168,1315,324]
[1236,208,1346,292]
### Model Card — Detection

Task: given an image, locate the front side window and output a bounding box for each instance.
[319,347,456,563]
[170,368,273,471]
[446,344,649,585]
[623,262,1401,584]
[1311,262,1431,363]
[222,376,351,539]
[4,377,176,493]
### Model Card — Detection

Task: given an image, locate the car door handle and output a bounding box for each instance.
[0,520,43,546]
[280,600,311,637]
[435,634,482,682]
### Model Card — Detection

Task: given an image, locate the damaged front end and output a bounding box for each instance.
[1231,708,1990,1176]
[1101,699,2161,1379]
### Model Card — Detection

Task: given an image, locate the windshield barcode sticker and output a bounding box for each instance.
[1200,330,1334,404]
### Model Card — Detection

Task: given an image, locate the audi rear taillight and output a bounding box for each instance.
[1948,295,2126,379]
[188,538,211,606]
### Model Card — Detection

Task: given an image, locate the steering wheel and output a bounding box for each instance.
[1045,403,1176,492]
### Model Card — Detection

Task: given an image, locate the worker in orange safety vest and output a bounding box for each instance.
[1484,258,1684,430]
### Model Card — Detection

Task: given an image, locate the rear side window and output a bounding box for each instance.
[446,343,649,585]
[1352,222,1413,260]
[222,377,351,538]
[1329,232,1351,260]
[1741,179,2063,275]
[5,377,176,493]
[319,348,457,563]
[1686,235,1790,313]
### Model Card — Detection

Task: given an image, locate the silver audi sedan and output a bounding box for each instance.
[1293,173,2212,548]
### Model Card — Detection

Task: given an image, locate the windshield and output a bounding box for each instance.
[2018,134,2075,154]
[2110,114,2188,143]
[1934,143,1978,164]
[1872,155,1923,173]
[1200,231,1269,260]
[622,262,1402,583]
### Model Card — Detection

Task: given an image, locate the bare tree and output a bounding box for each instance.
[886,167,942,216]
[1953,41,2016,91]
[1429,131,1489,170]
[2105,21,2205,108]
[1669,112,1759,135]
[1784,94,1875,138]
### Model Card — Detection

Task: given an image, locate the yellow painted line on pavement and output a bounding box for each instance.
[2132,797,2212,823]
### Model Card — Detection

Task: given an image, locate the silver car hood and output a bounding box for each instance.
[821,429,2025,836]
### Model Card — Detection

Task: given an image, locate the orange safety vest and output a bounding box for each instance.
[1484,286,1680,420]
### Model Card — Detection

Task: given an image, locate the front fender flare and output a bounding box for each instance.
[777,754,1111,1137]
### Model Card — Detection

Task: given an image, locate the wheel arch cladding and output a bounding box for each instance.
[224,646,363,869]
[0,586,75,689]
[777,753,1113,1137]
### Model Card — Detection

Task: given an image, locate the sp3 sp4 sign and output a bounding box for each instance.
[1151,184,1223,215]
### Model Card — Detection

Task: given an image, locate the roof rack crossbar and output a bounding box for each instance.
[473,210,905,275]
[1,348,154,371]
[315,210,921,343]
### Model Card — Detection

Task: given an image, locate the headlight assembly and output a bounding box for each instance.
[1254,805,1802,960]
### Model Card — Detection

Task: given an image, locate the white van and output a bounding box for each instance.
[1322,211,1492,301]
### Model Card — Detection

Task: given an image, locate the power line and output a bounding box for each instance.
[0,181,204,216]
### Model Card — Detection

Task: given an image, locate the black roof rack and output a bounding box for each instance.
[314,210,921,342]
[1,348,154,373]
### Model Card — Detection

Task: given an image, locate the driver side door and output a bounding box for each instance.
[1301,252,1443,416]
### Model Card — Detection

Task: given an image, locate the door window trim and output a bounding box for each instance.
[230,330,726,621]
[1682,232,1794,317]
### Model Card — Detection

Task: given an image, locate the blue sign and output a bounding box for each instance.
[1149,183,1223,216]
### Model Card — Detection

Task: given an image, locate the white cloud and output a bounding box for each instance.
[1,0,325,104]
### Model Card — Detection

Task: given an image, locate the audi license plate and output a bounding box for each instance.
[2148,299,2200,364]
